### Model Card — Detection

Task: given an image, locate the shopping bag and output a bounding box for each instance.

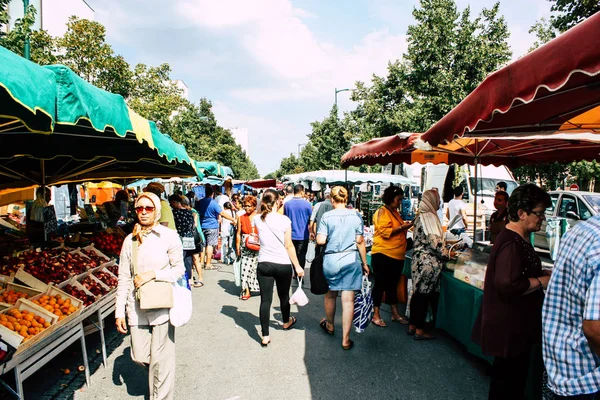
[353,275,374,333]
[289,278,309,306]
[233,257,242,287]
[310,245,329,295]
[169,277,192,327]
[306,241,316,263]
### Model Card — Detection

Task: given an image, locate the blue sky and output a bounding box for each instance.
[87,0,551,176]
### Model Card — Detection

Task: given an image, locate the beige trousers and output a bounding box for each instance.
[130,322,176,400]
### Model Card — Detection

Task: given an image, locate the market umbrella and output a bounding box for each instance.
[283,169,416,185]
[194,161,234,178]
[421,12,600,146]
[0,47,200,189]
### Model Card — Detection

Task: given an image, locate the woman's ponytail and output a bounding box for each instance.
[260,189,279,221]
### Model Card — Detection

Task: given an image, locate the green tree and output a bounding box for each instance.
[527,18,558,52]
[263,172,277,179]
[348,0,511,142]
[128,63,186,134]
[275,154,303,178]
[0,0,10,37]
[550,0,600,32]
[0,4,56,64]
[56,17,132,97]
[302,105,351,170]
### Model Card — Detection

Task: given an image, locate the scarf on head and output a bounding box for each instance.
[418,190,443,238]
[132,192,162,244]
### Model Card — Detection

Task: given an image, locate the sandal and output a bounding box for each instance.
[319,319,334,335]
[414,334,436,341]
[342,340,354,350]
[391,316,410,325]
[193,280,204,288]
[283,316,297,330]
[372,318,387,328]
[240,293,251,301]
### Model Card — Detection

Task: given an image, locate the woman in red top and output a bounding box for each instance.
[236,196,260,300]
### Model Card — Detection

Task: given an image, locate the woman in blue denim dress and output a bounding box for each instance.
[316,186,369,350]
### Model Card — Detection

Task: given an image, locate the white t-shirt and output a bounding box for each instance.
[448,198,467,229]
[253,212,291,264]
[215,194,230,209]
[221,209,235,237]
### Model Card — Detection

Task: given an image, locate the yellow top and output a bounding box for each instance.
[371,206,407,260]
[159,199,176,230]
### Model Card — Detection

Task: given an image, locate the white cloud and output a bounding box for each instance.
[174,0,407,103]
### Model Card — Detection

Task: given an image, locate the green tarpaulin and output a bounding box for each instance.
[0,46,199,189]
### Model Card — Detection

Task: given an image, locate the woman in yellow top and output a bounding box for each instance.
[371,186,414,327]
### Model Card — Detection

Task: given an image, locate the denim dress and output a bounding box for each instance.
[317,208,364,291]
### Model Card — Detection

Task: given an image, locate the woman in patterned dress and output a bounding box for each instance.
[408,189,447,340]
[236,195,260,300]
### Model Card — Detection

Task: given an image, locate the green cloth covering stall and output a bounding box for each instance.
[0,46,200,189]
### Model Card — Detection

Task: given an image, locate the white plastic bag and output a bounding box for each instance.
[306,241,316,263]
[233,257,242,287]
[289,278,309,306]
[170,277,192,327]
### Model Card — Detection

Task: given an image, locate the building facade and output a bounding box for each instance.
[7,0,94,37]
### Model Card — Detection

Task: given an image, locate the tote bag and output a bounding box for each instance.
[170,277,192,327]
[353,275,374,333]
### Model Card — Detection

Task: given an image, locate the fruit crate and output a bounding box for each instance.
[0,299,60,353]
[77,270,111,297]
[58,277,99,307]
[0,272,14,289]
[25,285,84,326]
[0,283,44,310]
[91,264,118,291]
[14,268,50,292]
[82,244,112,262]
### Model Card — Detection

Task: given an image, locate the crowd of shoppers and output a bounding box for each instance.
[113,177,600,400]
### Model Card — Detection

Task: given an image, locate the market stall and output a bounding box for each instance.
[340,12,600,400]
[0,48,202,399]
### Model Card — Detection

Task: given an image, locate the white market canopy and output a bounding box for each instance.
[283,170,417,185]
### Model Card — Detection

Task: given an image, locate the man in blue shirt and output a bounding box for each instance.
[543,215,600,399]
[195,184,235,270]
[284,184,313,270]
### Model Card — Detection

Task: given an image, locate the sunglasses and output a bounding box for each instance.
[135,206,156,213]
[529,210,545,218]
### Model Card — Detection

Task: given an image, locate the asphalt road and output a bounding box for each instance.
[9,262,491,400]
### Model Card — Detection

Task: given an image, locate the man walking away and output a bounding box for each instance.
[196,184,235,270]
[284,184,313,270]
[447,186,468,236]
[543,215,600,399]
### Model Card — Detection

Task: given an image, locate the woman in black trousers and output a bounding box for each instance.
[253,189,304,347]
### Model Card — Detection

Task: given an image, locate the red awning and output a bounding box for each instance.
[341,133,420,167]
[422,12,600,146]
[245,179,276,189]
[341,133,600,168]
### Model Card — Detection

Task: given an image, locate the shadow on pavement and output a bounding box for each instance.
[221,305,262,344]
[218,279,241,297]
[111,347,149,398]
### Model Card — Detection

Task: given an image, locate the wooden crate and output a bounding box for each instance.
[0,283,44,309]
[22,286,84,328]
[0,273,14,288]
[0,299,60,353]
[14,268,49,291]
[77,271,111,297]
[58,277,99,306]
[82,244,112,262]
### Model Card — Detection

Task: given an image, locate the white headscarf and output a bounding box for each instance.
[132,192,162,243]
[418,190,443,238]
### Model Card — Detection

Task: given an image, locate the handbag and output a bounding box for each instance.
[353,275,374,333]
[182,236,196,250]
[233,257,242,287]
[289,278,309,306]
[310,245,329,295]
[132,239,174,310]
[170,277,192,327]
[244,220,260,251]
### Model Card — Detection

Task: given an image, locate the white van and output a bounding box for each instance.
[421,164,518,217]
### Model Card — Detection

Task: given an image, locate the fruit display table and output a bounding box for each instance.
[0,292,117,400]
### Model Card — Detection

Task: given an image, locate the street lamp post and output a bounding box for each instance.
[23,0,30,60]
[334,87,350,105]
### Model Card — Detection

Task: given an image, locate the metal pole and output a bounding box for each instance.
[41,159,47,242]
[473,157,478,241]
[23,0,30,60]
[335,87,338,106]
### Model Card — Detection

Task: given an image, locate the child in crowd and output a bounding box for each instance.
[220,202,237,264]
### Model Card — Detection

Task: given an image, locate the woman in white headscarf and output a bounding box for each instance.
[115,192,185,400]
[408,189,447,340]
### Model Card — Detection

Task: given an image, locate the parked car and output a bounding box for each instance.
[533,191,600,250]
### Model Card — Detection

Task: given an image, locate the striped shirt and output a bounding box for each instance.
[542,215,600,396]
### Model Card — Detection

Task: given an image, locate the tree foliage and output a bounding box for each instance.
[549,0,600,32]
[0,4,56,64]
[56,17,133,97]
